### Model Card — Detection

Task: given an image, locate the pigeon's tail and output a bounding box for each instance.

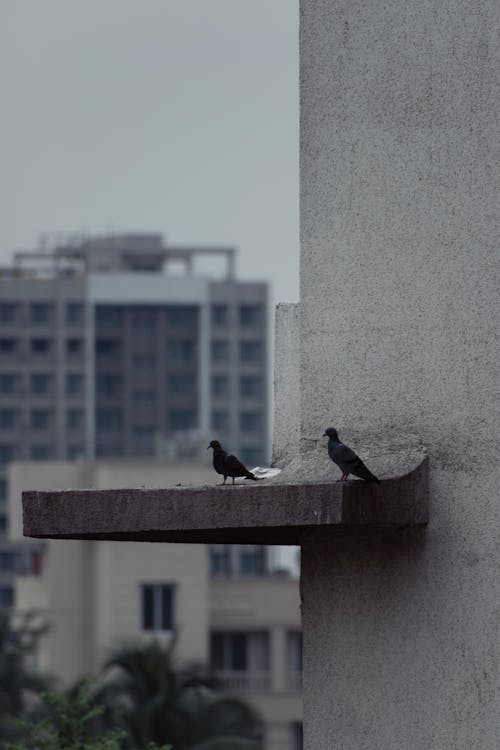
[246,471,261,481]
[355,462,380,484]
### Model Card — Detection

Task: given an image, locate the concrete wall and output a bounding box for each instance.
[273,303,300,468]
[298,0,500,747]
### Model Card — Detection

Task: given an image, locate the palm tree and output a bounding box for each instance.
[97,639,263,750]
[0,611,53,741]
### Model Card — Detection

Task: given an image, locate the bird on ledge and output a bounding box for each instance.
[323,427,380,483]
[207,440,259,485]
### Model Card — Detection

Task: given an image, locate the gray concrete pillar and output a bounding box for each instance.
[298,0,500,747]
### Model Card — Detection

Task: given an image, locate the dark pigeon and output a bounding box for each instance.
[207,440,259,485]
[323,427,380,483]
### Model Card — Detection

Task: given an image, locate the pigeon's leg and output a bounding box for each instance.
[232,476,235,485]
[223,476,227,485]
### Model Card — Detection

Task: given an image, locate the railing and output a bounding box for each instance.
[215,670,271,691]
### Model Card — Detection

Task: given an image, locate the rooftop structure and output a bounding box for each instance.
[4,233,235,278]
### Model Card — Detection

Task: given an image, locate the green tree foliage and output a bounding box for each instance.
[97,639,263,750]
[0,612,262,750]
[3,682,171,750]
[0,611,53,741]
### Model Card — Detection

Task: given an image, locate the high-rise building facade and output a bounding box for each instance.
[0,233,269,539]
[0,233,269,613]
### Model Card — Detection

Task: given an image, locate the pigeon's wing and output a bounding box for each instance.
[224,453,252,477]
[213,449,228,475]
[333,442,362,472]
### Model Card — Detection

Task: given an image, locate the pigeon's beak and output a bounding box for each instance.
[322,432,328,437]
[206,445,210,450]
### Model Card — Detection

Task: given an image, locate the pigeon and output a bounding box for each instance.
[322,427,380,483]
[207,440,259,485]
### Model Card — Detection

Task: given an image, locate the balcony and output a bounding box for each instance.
[216,670,271,691]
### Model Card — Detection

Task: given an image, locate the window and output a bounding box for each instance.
[210,545,266,576]
[132,309,157,337]
[166,306,197,327]
[0,445,15,465]
[0,551,17,573]
[0,338,17,353]
[0,410,17,430]
[167,339,195,362]
[212,375,229,397]
[133,389,156,408]
[96,374,122,398]
[0,374,17,394]
[66,374,84,396]
[240,447,262,466]
[31,338,51,354]
[96,409,122,431]
[239,545,264,575]
[31,374,51,395]
[31,339,51,354]
[167,374,195,396]
[212,410,229,431]
[211,304,228,326]
[239,304,261,327]
[168,409,196,431]
[30,303,52,324]
[239,341,261,363]
[210,545,231,576]
[0,304,17,323]
[95,306,122,326]
[66,409,84,431]
[67,445,83,460]
[67,338,84,355]
[240,376,261,398]
[30,410,51,430]
[0,585,14,608]
[65,302,84,324]
[239,411,261,432]
[141,583,175,631]
[96,339,120,357]
[291,723,303,750]
[210,631,270,689]
[132,354,156,374]
[286,631,303,690]
[211,340,228,362]
[30,445,52,460]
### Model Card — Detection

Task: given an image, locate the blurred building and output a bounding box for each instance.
[0,233,269,601]
[8,459,302,750]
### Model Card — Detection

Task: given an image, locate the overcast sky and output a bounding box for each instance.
[0,1,299,303]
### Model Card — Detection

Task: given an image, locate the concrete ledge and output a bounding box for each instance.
[22,459,428,545]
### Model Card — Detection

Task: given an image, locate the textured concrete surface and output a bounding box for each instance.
[273,303,300,467]
[22,458,427,544]
[299,0,500,747]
